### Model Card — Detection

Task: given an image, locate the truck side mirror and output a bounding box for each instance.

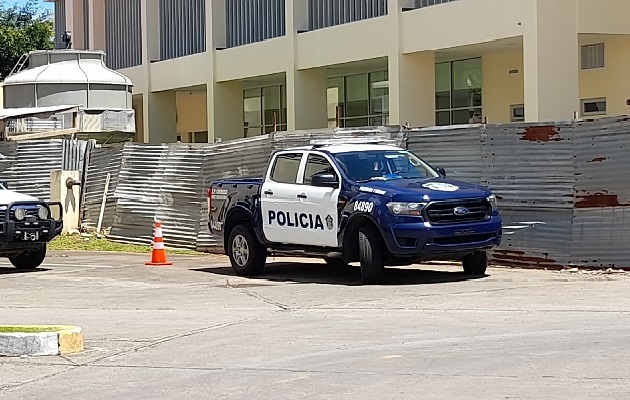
[436,167,446,178]
[311,172,339,188]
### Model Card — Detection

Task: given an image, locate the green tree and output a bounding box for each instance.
[0,0,54,80]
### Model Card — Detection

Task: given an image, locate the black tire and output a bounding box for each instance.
[227,224,266,276]
[9,245,47,270]
[462,251,488,275]
[358,226,385,284]
[324,257,349,268]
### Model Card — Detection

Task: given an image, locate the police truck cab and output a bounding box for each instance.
[208,139,502,284]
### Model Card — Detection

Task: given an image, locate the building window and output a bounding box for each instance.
[436,58,483,126]
[327,71,389,128]
[510,104,525,122]
[581,98,607,117]
[243,85,287,137]
[226,0,286,48]
[308,0,387,30]
[414,0,460,8]
[581,43,605,70]
[188,131,208,143]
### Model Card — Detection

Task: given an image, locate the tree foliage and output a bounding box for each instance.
[0,0,54,80]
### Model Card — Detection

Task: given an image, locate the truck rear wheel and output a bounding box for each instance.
[462,251,487,275]
[227,224,266,277]
[9,245,47,270]
[358,226,385,284]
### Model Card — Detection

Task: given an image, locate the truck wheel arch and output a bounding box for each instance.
[342,215,385,263]
[223,208,257,249]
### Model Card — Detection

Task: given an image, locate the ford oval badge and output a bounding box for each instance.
[453,206,470,216]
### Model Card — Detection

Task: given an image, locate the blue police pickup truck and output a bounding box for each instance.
[208,139,502,284]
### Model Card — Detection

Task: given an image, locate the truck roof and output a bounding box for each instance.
[285,143,404,154]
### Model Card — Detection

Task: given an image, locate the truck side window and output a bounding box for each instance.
[270,153,302,184]
[304,154,337,185]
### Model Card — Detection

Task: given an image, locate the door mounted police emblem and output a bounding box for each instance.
[325,215,334,230]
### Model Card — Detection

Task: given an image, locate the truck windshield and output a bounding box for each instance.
[333,150,440,183]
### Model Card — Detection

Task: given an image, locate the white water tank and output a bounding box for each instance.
[2,50,133,110]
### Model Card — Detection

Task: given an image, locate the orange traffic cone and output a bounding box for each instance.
[145,221,173,266]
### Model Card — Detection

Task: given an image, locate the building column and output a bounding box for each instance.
[523,0,579,122]
[144,91,176,143]
[388,52,436,127]
[88,0,105,51]
[286,69,328,131]
[285,0,327,131]
[387,0,435,128]
[207,81,243,142]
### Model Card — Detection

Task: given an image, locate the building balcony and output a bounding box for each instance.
[307,0,388,31]
[225,0,286,48]
[407,0,461,10]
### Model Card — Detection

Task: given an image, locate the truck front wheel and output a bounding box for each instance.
[358,226,385,284]
[227,224,266,276]
[9,245,47,270]
[462,251,488,275]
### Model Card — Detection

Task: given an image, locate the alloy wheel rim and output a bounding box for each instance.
[232,234,249,267]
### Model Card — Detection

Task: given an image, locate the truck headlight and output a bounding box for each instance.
[14,207,26,221]
[37,206,49,220]
[487,194,498,212]
[386,202,427,216]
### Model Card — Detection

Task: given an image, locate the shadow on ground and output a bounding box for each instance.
[0,267,51,276]
[193,261,486,286]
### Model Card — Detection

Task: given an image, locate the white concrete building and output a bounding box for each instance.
[49,0,630,143]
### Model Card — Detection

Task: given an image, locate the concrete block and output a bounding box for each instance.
[0,332,59,356]
[58,326,84,355]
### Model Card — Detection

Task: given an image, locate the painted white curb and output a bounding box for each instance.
[0,332,59,356]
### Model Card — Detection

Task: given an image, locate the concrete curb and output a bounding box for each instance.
[0,325,84,357]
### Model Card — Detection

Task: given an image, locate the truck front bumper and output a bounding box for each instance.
[382,216,502,259]
[0,201,63,247]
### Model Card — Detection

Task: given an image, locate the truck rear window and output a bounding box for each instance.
[270,153,302,184]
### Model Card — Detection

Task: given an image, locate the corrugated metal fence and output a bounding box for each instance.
[78,117,630,269]
[0,139,90,201]
[81,127,403,251]
[406,116,630,269]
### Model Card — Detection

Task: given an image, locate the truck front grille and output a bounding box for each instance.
[424,199,491,225]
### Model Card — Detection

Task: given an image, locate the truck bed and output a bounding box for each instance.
[211,178,263,186]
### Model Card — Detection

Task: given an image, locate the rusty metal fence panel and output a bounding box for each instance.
[483,123,575,209]
[569,116,630,268]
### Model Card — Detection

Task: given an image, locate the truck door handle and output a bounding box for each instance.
[297,193,307,199]
[264,190,274,196]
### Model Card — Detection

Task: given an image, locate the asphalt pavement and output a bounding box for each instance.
[1,251,629,399]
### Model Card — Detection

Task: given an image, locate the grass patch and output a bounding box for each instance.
[0,326,71,333]
[48,234,201,255]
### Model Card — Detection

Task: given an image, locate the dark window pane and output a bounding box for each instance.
[583,100,606,113]
[452,108,482,124]
[271,153,302,184]
[343,118,369,127]
[345,74,369,118]
[304,154,336,185]
[436,111,450,126]
[244,123,261,137]
[452,88,482,109]
[436,91,450,110]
